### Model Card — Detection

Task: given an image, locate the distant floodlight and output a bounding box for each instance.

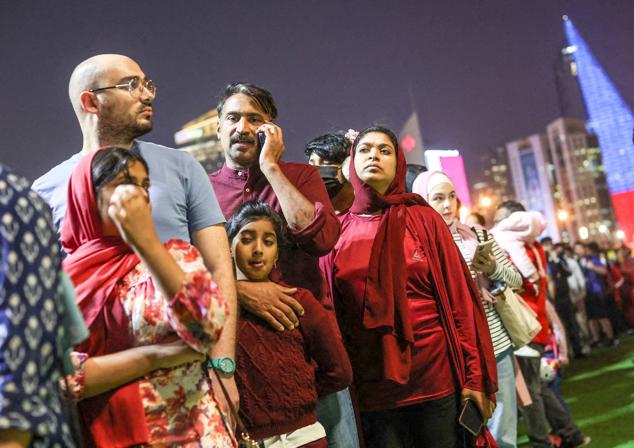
[579,226,589,240]
[616,230,626,240]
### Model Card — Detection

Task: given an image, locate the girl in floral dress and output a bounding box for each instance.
[62,147,235,447]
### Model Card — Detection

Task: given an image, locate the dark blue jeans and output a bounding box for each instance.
[360,394,465,448]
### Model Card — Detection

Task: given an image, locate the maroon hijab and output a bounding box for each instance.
[347,130,498,445]
[61,148,149,447]
[348,129,427,384]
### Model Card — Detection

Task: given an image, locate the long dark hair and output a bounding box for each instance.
[226,200,288,251]
[91,147,149,198]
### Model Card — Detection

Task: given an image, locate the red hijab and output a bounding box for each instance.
[348,129,427,384]
[348,130,497,404]
[61,149,149,447]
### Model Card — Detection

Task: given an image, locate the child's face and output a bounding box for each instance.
[231,219,279,282]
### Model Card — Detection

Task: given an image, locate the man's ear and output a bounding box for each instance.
[79,91,99,114]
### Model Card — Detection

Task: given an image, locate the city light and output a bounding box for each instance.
[579,226,589,240]
[616,230,626,240]
[480,196,492,208]
[598,224,608,234]
[557,210,569,221]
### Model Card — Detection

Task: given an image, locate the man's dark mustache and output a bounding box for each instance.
[231,133,255,145]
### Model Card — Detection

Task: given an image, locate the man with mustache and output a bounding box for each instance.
[32,54,239,415]
[210,83,359,447]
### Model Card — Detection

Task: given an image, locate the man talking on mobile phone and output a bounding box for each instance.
[209,83,361,447]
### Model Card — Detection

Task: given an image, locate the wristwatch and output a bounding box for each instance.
[208,356,236,374]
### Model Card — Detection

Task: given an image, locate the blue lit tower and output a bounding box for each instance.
[563,17,634,242]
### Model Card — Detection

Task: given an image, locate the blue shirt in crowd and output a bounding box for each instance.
[32,141,225,242]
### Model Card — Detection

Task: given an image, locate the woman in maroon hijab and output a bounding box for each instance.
[321,126,497,447]
[61,147,234,447]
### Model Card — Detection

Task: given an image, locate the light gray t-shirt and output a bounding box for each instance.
[32,140,225,243]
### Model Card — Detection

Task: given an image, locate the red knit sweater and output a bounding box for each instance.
[235,285,352,441]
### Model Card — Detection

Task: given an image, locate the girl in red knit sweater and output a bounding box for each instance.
[226,200,353,448]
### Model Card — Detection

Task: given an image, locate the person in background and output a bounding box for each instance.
[563,244,591,349]
[227,200,352,447]
[541,238,583,359]
[323,126,498,448]
[61,148,233,447]
[615,244,634,329]
[0,165,79,447]
[305,131,355,214]
[31,54,238,413]
[465,212,487,229]
[208,83,358,447]
[493,202,590,448]
[414,170,522,448]
[576,242,617,347]
[404,163,427,193]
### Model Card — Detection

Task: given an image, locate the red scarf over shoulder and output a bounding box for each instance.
[348,138,497,398]
[61,149,149,447]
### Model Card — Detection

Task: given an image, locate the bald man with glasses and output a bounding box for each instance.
[33,54,240,419]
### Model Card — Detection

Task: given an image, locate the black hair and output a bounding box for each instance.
[352,125,399,154]
[226,200,288,251]
[467,212,486,227]
[587,241,601,254]
[498,200,526,214]
[541,237,553,246]
[304,132,351,165]
[91,147,149,199]
[405,164,427,193]
[217,82,278,121]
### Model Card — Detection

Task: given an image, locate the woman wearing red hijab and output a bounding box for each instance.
[321,126,497,447]
[61,147,234,447]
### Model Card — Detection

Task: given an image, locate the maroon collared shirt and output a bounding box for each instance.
[209,161,341,303]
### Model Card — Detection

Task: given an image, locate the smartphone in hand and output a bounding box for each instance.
[257,131,266,150]
[474,239,494,259]
[458,399,484,436]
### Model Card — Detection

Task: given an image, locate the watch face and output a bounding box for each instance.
[217,357,236,373]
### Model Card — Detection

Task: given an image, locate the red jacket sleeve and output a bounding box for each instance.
[297,288,352,396]
[287,165,341,257]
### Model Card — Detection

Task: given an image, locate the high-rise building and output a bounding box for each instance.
[546,117,616,242]
[174,109,225,174]
[506,134,560,240]
[563,17,634,243]
[471,147,516,226]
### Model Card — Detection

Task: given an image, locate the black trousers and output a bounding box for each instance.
[361,394,466,448]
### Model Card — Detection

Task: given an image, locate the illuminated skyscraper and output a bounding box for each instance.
[563,17,634,242]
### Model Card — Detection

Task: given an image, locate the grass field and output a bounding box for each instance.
[518,335,634,448]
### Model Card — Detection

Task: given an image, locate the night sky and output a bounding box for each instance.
[1,0,633,184]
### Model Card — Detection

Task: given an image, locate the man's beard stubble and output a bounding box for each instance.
[98,106,153,146]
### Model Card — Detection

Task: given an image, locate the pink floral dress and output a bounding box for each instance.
[68,240,235,447]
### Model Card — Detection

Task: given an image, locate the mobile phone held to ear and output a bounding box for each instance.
[458,399,484,436]
[257,131,266,150]
[474,238,495,259]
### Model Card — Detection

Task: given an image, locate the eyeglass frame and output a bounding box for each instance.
[88,76,157,98]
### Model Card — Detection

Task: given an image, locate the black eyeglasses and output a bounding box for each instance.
[89,77,157,98]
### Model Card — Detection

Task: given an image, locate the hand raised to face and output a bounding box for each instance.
[107,184,155,248]
[258,122,285,170]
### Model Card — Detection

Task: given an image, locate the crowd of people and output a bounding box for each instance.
[1,53,633,448]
